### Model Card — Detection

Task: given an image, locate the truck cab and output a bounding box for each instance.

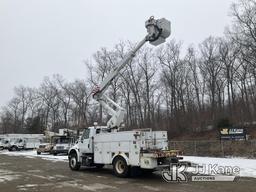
[51,135,76,155]
[76,126,108,153]
[69,126,109,168]
[0,139,11,150]
[8,138,24,151]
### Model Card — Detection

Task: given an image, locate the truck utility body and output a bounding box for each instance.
[94,129,171,168]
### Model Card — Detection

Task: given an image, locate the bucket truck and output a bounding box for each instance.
[68,16,182,177]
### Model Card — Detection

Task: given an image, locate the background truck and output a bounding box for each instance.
[8,137,42,151]
[51,135,76,155]
[68,17,181,177]
[0,138,12,150]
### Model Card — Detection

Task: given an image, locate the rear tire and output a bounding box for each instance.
[69,153,81,171]
[113,156,129,178]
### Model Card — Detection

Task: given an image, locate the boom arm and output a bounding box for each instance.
[93,16,171,130]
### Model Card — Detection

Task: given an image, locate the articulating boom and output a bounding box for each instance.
[92,16,171,130]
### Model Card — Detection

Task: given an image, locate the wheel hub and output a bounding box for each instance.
[71,157,76,168]
[116,160,125,174]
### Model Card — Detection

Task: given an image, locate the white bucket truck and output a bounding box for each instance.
[68,17,182,177]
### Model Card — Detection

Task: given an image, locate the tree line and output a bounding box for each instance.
[1,0,256,136]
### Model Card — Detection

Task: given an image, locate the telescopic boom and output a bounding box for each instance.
[92,16,171,130]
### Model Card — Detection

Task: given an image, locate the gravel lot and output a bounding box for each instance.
[0,153,256,192]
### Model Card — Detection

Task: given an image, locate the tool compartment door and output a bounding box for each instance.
[94,141,111,164]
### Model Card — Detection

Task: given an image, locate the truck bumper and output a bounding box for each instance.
[140,150,183,169]
[51,150,68,155]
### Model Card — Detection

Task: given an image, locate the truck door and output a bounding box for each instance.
[79,129,93,154]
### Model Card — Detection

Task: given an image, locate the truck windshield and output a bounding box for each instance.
[59,138,69,143]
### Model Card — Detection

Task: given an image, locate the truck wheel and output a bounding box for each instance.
[113,156,129,178]
[69,153,81,171]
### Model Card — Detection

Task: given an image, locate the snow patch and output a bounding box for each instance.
[27,169,42,173]
[115,180,129,184]
[184,156,256,178]
[143,185,160,191]
[59,182,117,191]
[17,184,39,191]
[0,150,68,162]
[0,169,20,183]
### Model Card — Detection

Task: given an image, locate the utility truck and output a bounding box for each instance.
[8,137,42,151]
[51,135,76,155]
[1,134,44,151]
[68,16,182,177]
[0,138,12,150]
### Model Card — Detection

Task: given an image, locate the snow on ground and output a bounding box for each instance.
[183,156,256,178]
[1,150,256,178]
[0,169,21,183]
[0,150,68,162]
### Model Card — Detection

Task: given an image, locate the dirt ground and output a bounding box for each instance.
[0,154,256,192]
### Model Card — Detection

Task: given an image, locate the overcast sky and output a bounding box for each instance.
[0,0,235,107]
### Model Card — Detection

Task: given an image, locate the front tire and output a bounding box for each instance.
[69,153,81,171]
[113,156,129,178]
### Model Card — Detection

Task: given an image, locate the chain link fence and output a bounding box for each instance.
[169,140,256,158]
